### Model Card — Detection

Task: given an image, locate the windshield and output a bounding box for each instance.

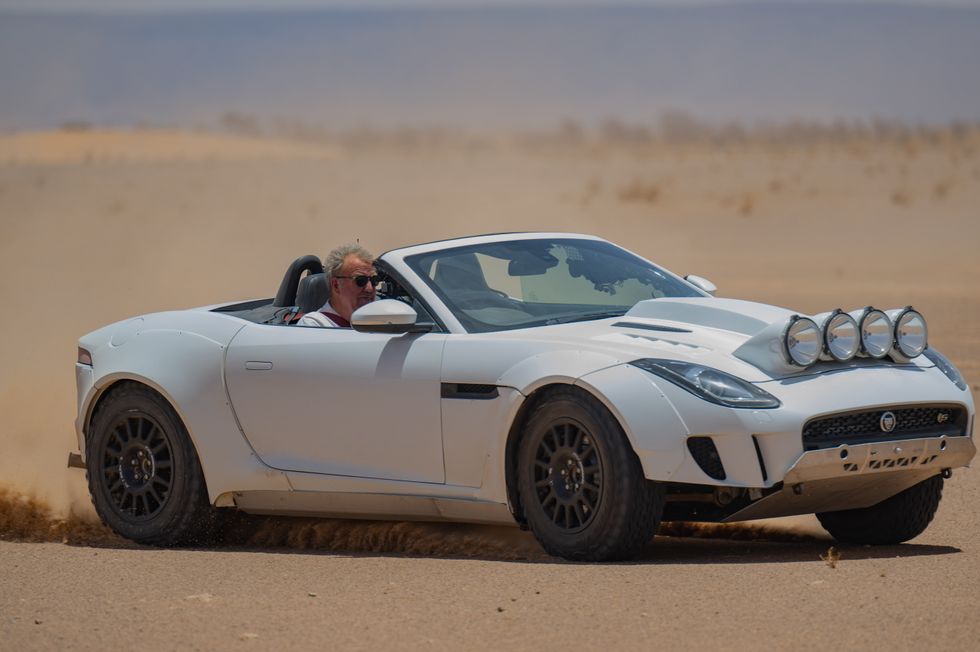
[405,238,704,333]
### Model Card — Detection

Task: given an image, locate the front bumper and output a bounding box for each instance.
[671,364,973,487]
[723,434,976,521]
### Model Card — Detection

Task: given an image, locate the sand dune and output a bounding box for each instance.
[1,127,978,650]
[0,128,341,164]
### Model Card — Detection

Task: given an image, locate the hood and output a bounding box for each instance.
[623,297,806,378]
[496,297,927,382]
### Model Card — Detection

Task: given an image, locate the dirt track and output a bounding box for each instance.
[1,129,978,649]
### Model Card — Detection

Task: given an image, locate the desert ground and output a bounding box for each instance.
[1,126,978,650]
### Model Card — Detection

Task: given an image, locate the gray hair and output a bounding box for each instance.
[324,243,375,297]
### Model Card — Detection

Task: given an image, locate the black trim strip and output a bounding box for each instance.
[212,297,275,312]
[441,383,500,400]
[612,321,692,333]
[752,435,768,482]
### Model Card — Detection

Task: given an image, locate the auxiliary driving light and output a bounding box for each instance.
[823,310,859,362]
[851,307,892,359]
[890,307,928,358]
[784,316,821,366]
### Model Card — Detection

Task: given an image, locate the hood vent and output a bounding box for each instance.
[612,321,692,334]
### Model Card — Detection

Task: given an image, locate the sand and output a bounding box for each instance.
[1,127,978,649]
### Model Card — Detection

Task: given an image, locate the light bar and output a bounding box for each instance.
[851,307,892,359]
[890,306,928,358]
[784,316,821,367]
[823,310,859,362]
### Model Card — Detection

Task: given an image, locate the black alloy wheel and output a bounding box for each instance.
[101,413,174,520]
[531,420,603,532]
[517,387,665,562]
[87,383,216,546]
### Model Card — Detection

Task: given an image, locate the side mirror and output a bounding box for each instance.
[684,274,717,296]
[351,299,432,334]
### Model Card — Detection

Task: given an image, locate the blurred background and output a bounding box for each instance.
[1,0,978,516]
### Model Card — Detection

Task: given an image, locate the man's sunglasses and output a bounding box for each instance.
[336,274,381,288]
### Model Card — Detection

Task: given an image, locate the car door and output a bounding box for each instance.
[224,323,447,483]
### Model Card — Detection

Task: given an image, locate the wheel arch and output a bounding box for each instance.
[84,375,190,450]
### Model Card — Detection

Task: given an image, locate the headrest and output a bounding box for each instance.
[296,273,329,314]
[273,254,324,307]
[433,252,490,293]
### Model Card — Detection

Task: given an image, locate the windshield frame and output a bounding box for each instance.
[401,236,706,334]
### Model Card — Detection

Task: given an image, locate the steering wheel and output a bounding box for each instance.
[450,289,516,310]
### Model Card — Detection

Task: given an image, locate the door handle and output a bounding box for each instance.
[245,361,274,371]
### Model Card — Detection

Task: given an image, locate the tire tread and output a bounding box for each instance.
[86,382,216,546]
[816,475,944,545]
[518,387,665,561]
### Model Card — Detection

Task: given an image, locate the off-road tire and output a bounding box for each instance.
[816,474,944,545]
[517,387,665,561]
[86,383,216,546]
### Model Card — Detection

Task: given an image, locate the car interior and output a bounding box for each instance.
[212,254,439,329]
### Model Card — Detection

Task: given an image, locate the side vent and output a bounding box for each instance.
[687,436,727,481]
[441,383,499,400]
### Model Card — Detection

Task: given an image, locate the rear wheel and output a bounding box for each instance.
[86,384,216,546]
[517,388,665,561]
[816,475,944,545]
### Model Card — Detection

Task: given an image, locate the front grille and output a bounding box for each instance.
[802,405,966,450]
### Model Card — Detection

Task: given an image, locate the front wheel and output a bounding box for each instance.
[816,475,944,545]
[517,388,665,561]
[86,383,216,546]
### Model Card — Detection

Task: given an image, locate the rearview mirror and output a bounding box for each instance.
[351,299,432,334]
[507,252,558,276]
[684,274,717,296]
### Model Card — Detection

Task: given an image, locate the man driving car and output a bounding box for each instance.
[299,244,378,327]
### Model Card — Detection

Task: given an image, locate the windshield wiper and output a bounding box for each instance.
[546,310,628,325]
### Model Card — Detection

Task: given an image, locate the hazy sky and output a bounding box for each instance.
[4,0,980,10]
[2,0,978,128]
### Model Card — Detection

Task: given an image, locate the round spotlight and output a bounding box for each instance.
[784,316,821,366]
[893,307,928,358]
[855,307,892,359]
[824,310,859,361]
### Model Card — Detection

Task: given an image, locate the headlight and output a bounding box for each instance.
[851,307,892,359]
[923,348,967,391]
[633,359,781,409]
[822,310,859,362]
[889,306,928,358]
[783,316,821,367]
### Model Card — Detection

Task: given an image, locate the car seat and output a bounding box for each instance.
[274,254,324,307]
[296,273,329,315]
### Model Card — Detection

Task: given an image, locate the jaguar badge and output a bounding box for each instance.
[880,411,897,432]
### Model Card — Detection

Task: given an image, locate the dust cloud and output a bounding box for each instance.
[0,488,825,560]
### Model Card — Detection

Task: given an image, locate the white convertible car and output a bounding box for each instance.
[70,233,975,560]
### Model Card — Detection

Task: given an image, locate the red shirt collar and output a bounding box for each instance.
[322,311,351,328]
